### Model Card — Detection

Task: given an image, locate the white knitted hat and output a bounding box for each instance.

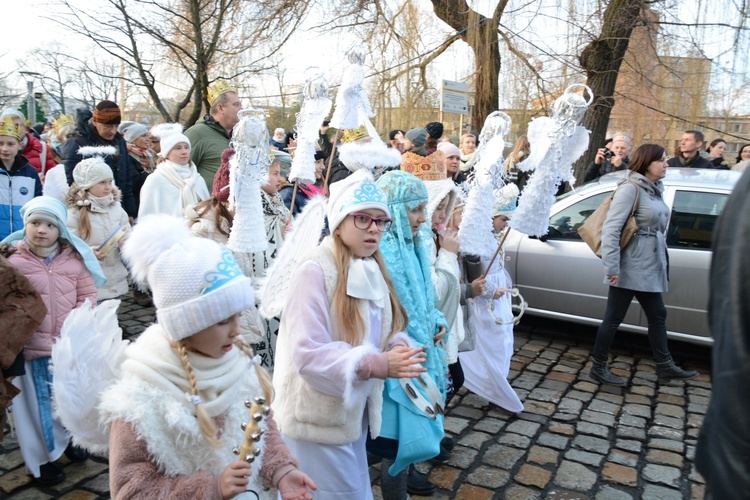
[73,157,113,190]
[327,168,390,234]
[151,123,191,159]
[122,215,253,340]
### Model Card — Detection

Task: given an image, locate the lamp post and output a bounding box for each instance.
[19,71,42,125]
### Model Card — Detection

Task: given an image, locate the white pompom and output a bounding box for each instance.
[122,215,191,283]
[149,123,184,139]
[78,145,117,158]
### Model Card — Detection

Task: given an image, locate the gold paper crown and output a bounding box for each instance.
[207,80,235,105]
[52,114,75,133]
[400,151,447,182]
[341,125,370,144]
[0,116,22,141]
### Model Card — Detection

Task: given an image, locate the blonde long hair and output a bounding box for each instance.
[331,234,407,346]
[176,337,275,447]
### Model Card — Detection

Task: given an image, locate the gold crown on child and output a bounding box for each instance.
[341,125,370,144]
[52,114,75,132]
[0,116,22,140]
[207,81,235,105]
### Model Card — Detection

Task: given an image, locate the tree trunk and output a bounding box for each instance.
[575,0,644,182]
[431,0,507,133]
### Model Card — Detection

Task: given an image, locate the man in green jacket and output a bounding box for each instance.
[185,81,242,191]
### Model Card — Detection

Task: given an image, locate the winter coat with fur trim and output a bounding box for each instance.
[65,187,130,300]
[102,324,297,499]
[7,242,97,360]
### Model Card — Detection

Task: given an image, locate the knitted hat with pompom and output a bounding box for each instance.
[122,215,253,340]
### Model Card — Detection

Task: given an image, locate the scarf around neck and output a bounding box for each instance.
[159,160,203,208]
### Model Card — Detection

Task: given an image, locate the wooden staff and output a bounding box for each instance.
[286,182,299,225]
[480,228,511,280]
[322,130,341,195]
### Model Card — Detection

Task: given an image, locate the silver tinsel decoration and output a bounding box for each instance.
[458,111,512,259]
[510,84,592,237]
[227,108,272,253]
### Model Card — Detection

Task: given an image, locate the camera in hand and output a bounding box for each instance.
[602,148,615,159]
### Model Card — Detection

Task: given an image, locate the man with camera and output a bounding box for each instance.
[583,134,632,183]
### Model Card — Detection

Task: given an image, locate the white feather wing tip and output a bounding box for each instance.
[78,146,117,157]
[52,299,127,454]
[259,196,327,318]
[122,215,191,282]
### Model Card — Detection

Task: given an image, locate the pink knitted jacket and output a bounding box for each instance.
[8,241,97,360]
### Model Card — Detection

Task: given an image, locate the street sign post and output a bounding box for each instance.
[440,80,470,135]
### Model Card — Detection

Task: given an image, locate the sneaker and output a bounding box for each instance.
[36,462,65,485]
[406,464,436,496]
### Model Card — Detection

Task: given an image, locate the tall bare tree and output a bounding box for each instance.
[53,0,310,126]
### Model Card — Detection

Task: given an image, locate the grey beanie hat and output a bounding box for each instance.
[405,127,427,148]
[118,121,149,144]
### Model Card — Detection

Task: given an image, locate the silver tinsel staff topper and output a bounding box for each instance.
[510,84,593,237]
[289,67,332,184]
[227,107,272,253]
[459,110,513,260]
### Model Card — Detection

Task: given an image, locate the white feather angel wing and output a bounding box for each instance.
[42,166,70,202]
[51,299,129,454]
[516,117,553,173]
[259,195,327,318]
[557,125,591,187]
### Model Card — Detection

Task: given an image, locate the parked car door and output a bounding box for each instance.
[506,186,643,328]
[659,186,730,341]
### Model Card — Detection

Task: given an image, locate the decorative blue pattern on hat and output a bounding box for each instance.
[200,246,243,295]
[340,179,388,213]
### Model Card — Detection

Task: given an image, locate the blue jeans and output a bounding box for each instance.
[592,286,671,363]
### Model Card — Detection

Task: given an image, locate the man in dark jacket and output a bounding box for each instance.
[695,169,750,498]
[62,101,136,218]
[666,130,712,169]
[583,135,632,183]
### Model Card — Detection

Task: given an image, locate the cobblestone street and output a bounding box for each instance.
[1,293,710,499]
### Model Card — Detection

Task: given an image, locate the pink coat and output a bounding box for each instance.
[8,241,97,360]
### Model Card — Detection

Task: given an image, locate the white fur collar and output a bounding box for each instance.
[99,324,269,494]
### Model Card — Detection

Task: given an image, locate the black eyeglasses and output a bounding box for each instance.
[350,212,393,232]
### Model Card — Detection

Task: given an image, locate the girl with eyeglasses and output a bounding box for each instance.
[272,169,425,499]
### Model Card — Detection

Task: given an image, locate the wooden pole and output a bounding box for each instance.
[286,182,299,225]
[322,130,341,195]
[480,228,511,280]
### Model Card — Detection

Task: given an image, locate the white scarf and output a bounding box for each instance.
[87,192,114,210]
[159,160,202,208]
[99,325,269,491]
[347,257,388,308]
[460,151,476,172]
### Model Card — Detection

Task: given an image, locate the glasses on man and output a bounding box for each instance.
[350,212,393,232]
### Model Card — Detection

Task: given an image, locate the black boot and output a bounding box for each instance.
[407,464,436,496]
[656,357,698,381]
[36,462,65,485]
[431,436,454,463]
[589,359,627,386]
[65,443,89,463]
